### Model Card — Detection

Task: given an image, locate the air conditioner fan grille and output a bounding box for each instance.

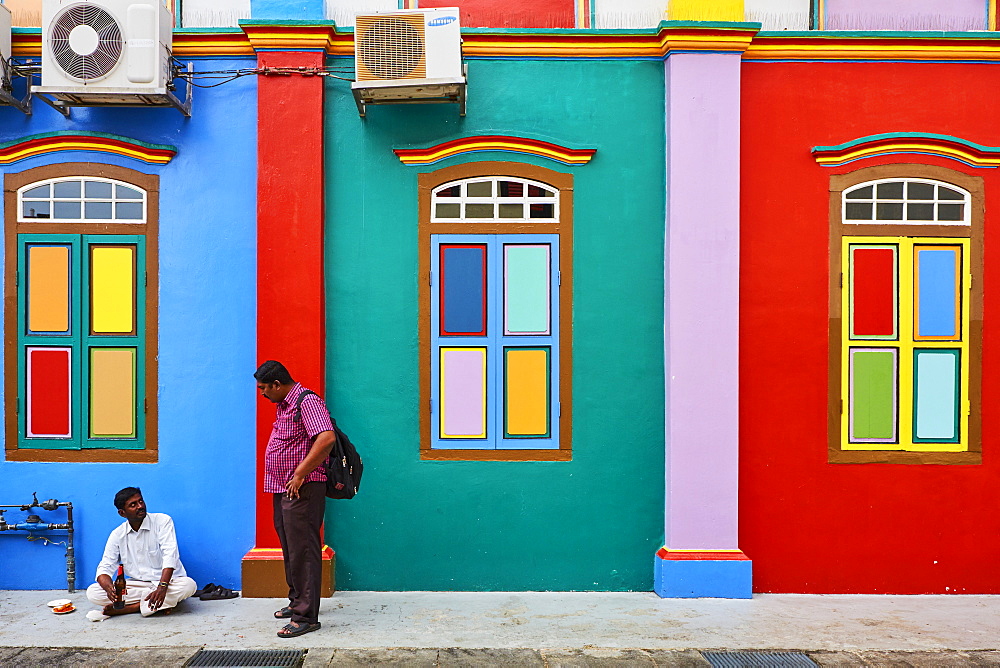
[356,15,426,80]
[50,4,122,81]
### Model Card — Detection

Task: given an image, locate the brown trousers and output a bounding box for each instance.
[272,481,326,624]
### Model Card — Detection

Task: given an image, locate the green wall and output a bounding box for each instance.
[323,58,666,590]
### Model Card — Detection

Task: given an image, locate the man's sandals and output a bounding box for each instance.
[277,620,321,638]
[194,583,239,601]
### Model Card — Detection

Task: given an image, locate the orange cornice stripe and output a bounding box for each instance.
[0,132,177,165]
[746,34,1000,62]
[812,133,1000,168]
[395,136,596,166]
[241,24,338,52]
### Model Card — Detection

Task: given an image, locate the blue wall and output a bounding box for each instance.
[0,57,258,590]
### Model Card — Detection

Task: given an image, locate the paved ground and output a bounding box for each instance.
[2,590,999,665]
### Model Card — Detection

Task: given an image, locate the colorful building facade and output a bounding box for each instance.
[3,0,1000,597]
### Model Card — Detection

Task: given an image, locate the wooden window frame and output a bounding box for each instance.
[419,162,573,461]
[5,163,159,463]
[828,163,982,465]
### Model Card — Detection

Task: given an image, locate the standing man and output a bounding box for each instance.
[255,360,336,638]
[87,487,197,617]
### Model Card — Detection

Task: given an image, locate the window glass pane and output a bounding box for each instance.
[938,204,964,221]
[115,185,143,200]
[53,202,81,219]
[907,203,934,221]
[85,202,113,219]
[465,203,494,218]
[498,181,524,197]
[529,203,555,219]
[91,246,135,334]
[54,181,81,198]
[24,185,50,198]
[499,204,523,219]
[876,182,904,199]
[116,202,143,220]
[845,202,873,220]
[90,348,136,438]
[938,186,964,200]
[85,181,113,199]
[846,185,873,199]
[436,203,461,218]
[907,182,935,200]
[528,185,554,198]
[876,203,903,220]
[23,201,51,219]
[467,181,492,197]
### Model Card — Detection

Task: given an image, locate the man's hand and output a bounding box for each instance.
[145,584,167,611]
[285,473,306,499]
[286,430,335,499]
[97,573,117,602]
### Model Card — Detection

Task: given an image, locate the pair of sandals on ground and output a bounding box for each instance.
[273,605,321,638]
[192,582,240,600]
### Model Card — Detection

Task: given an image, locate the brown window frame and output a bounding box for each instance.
[828,163,982,465]
[418,162,573,461]
[5,162,159,463]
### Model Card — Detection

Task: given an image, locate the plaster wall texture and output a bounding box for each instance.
[825,0,987,30]
[0,59,259,591]
[323,57,666,591]
[740,60,1000,593]
[663,53,741,551]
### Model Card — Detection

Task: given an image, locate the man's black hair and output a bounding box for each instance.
[114,486,142,510]
[254,360,294,385]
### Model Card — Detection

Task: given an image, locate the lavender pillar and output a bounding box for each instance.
[657,51,751,598]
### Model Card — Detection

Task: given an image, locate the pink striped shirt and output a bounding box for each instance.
[263,383,334,494]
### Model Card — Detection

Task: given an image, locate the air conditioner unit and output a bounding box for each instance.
[34,0,186,112]
[351,7,466,117]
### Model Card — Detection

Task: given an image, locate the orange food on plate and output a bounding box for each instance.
[53,603,75,613]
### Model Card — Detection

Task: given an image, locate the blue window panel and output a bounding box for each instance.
[916,248,959,339]
[431,234,559,450]
[913,349,960,443]
[440,245,486,336]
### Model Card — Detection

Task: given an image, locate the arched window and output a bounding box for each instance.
[842,179,970,225]
[6,164,158,463]
[829,166,982,465]
[431,177,558,222]
[18,177,147,223]
[419,163,572,461]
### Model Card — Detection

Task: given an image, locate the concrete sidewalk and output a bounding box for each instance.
[2,590,999,665]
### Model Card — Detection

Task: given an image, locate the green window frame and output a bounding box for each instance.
[6,164,158,463]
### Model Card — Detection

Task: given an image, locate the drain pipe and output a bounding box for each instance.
[0,493,76,592]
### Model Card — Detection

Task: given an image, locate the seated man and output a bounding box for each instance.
[86,486,197,617]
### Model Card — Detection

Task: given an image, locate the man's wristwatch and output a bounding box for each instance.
[157,582,168,588]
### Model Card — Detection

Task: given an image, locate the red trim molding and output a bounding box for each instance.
[656,547,750,561]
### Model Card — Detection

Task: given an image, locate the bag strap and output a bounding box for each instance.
[292,389,316,422]
[292,389,340,453]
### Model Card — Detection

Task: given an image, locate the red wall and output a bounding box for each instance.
[740,62,1000,593]
[417,0,575,28]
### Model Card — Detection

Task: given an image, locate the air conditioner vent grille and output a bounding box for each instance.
[356,14,426,81]
[50,4,122,81]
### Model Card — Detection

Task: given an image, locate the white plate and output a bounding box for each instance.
[47,599,72,607]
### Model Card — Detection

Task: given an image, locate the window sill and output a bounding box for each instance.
[829,449,980,465]
[421,448,571,462]
[5,447,157,463]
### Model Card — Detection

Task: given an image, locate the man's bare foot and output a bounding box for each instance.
[102,602,140,616]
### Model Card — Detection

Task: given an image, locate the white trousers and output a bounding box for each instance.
[86,577,197,617]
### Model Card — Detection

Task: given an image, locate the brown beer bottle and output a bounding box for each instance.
[113,564,127,609]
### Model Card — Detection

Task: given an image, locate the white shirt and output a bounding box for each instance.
[95,513,187,582]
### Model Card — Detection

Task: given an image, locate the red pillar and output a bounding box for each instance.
[241,26,330,595]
